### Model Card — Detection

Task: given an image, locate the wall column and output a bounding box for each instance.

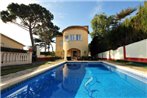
[64,50,67,60]
[109,51,111,60]
[123,46,126,60]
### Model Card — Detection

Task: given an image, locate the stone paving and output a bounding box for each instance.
[107,61,147,73]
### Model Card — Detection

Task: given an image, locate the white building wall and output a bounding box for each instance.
[97,39,147,62]
[110,50,114,59]
[102,51,109,59]
[113,47,124,60]
[126,39,147,58]
[1,51,32,66]
[98,53,103,58]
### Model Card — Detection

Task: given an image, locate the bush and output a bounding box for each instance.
[81,56,89,60]
[40,52,55,56]
[79,56,98,60]
[67,57,71,60]
[49,56,61,61]
[37,56,62,61]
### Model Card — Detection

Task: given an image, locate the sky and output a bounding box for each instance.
[0,0,144,50]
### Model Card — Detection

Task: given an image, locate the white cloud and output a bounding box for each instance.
[90,2,103,18]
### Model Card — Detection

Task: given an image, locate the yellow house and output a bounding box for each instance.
[0,33,24,49]
[1,33,32,66]
[56,34,64,58]
[56,26,89,60]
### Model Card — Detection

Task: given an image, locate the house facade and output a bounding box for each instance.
[0,33,24,49]
[56,26,89,60]
[0,33,32,66]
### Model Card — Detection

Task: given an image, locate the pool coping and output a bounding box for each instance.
[102,61,147,84]
[1,60,147,91]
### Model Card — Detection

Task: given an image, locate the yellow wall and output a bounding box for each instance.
[0,34,24,49]
[63,28,88,60]
[55,36,64,58]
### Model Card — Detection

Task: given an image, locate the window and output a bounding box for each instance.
[70,35,72,40]
[79,35,81,40]
[76,34,78,40]
[65,35,69,41]
[65,34,82,41]
[76,34,81,40]
[70,34,75,41]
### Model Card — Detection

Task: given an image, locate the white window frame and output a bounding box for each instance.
[67,34,82,41]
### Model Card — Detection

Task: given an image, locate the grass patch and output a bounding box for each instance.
[112,60,147,69]
[1,61,48,76]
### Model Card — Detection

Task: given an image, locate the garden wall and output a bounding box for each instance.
[1,47,32,66]
[97,39,147,63]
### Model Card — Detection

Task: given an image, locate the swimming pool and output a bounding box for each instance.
[1,62,147,98]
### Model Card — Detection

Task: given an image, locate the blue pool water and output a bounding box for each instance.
[1,62,147,98]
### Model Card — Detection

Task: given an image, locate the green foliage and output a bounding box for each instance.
[0,3,56,49]
[116,8,136,20]
[90,2,147,56]
[131,2,147,34]
[40,51,55,56]
[90,14,119,55]
[35,24,60,52]
[89,36,109,56]
[90,13,116,38]
[0,11,16,22]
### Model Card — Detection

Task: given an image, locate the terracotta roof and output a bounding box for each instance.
[0,33,25,46]
[62,25,89,34]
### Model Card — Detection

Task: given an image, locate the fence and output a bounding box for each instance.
[1,47,32,66]
[97,39,147,63]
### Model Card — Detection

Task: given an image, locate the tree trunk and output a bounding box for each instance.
[29,25,34,49]
[50,43,53,52]
[44,43,47,52]
[48,44,50,52]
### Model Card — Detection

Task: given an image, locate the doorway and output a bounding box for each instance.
[73,51,77,57]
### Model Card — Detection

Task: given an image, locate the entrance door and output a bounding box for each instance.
[73,51,77,57]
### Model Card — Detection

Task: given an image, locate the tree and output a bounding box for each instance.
[90,8,136,39]
[34,22,60,52]
[0,3,54,50]
[130,2,147,34]
[90,7,136,55]
[89,37,99,57]
[107,5,146,49]
[91,13,112,38]
[116,8,136,20]
[89,36,108,56]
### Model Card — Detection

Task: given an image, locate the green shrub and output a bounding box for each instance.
[40,52,55,56]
